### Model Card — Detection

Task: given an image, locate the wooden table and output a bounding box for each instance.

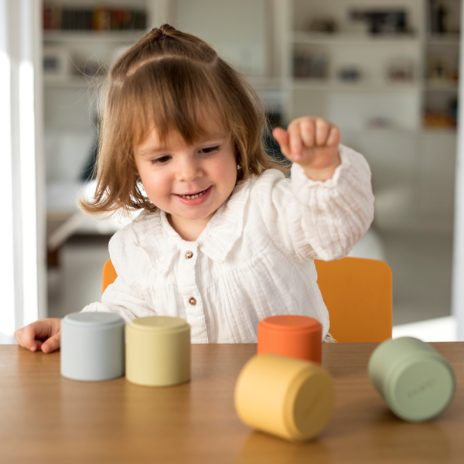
[1,343,463,463]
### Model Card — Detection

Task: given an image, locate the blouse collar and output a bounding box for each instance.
[158,177,252,262]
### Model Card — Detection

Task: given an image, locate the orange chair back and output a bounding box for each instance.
[315,257,392,342]
[102,256,392,343]
[101,259,117,294]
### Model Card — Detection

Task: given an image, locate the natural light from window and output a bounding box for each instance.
[0,47,16,341]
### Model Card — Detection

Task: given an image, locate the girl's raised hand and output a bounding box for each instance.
[273,116,341,181]
[15,318,62,354]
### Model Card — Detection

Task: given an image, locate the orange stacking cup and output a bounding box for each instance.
[257,315,322,363]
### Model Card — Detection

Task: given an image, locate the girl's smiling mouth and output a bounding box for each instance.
[174,186,212,204]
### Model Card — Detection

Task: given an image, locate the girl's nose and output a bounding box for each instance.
[176,158,202,182]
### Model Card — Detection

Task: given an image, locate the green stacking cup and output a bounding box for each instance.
[368,336,455,422]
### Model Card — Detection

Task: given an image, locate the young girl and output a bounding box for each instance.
[16,24,374,353]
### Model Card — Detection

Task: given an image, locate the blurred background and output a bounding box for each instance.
[41,0,460,339]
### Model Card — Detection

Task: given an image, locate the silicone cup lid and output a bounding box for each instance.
[129,316,190,334]
[385,353,455,422]
[260,315,322,334]
[63,312,124,329]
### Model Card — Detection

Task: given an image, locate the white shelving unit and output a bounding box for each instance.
[277,0,460,233]
[423,32,459,128]
[282,0,424,131]
[42,0,158,255]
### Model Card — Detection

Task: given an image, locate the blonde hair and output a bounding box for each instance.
[81,24,286,214]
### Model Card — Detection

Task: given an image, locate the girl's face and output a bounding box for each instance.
[134,126,238,240]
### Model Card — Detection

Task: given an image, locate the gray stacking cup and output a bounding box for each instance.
[61,312,125,381]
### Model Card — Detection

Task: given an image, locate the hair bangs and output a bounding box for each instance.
[123,58,230,148]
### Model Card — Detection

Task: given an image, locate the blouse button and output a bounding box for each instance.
[185,250,194,259]
[188,297,197,306]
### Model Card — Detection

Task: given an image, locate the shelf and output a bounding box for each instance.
[43,30,146,43]
[427,34,460,46]
[342,126,457,136]
[292,32,420,46]
[420,127,457,134]
[247,76,283,90]
[290,79,420,92]
[425,79,458,92]
[44,76,104,88]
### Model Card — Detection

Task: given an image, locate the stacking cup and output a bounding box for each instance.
[257,315,322,363]
[235,353,334,442]
[125,316,190,386]
[368,336,455,422]
[61,312,125,381]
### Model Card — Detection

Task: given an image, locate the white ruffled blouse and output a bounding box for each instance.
[82,145,374,342]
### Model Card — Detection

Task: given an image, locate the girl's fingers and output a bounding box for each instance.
[15,320,60,352]
[274,118,340,165]
[315,119,331,146]
[300,119,316,149]
[326,125,340,147]
[272,127,291,157]
[289,122,304,158]
[41,332,61,354]
[15,325,38,351]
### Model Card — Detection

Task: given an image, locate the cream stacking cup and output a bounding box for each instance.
[368,336,455,422]
[125,316,191,386]
[235,353,334,442]
[61,312,125,381]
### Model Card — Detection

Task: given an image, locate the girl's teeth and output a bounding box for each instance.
[181,190,206,200]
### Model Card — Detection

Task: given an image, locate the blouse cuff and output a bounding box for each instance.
[290,144,370,200]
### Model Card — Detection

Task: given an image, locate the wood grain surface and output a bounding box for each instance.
[0,342,463,463]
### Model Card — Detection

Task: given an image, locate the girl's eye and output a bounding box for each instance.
[198,145,220,155]
[151,155,171,164]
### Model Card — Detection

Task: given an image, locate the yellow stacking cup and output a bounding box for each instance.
[125,316,191,386]
[235,353,334,442]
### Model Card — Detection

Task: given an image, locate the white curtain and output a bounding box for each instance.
[0,0,45,342]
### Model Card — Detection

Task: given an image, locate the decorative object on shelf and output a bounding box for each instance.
[366,116,393,129]
[43,46,72,80]
[423,111,456,128]
[306,16,339,34]
[429,0,461,35]
[427,57,458,84]
[293,51,328,79]
[430,0,448,34]
[349,9,412,35]
[429,57,447,79]
[386,57,415,82]
[449,96,458,122]
[42,3,147,31]
[336,66,362,83]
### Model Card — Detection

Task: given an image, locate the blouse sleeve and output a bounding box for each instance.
[255,144,374,261]
[81,223,156,321]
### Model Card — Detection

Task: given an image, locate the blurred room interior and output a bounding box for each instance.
[40,0,461,340]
